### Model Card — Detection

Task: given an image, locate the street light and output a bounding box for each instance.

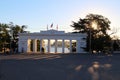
[111,36,119,54]
[89,28,92,54]
[86,23,92,54]
[109,31,117,54]
[87,21,98,54]
[10,29,13,54]
[10,37,12,54]
[9,22,14,54]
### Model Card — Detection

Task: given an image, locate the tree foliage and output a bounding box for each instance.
[0,23,10,52]
[0,22,27,53]
[71,14,111,52]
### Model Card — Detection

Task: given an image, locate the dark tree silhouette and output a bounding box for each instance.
[71,14,111,52]
[0,23,10,53]
[0,22,27,54]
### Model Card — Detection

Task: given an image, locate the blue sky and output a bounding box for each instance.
[0,0,120,36]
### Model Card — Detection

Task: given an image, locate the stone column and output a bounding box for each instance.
[23,39,28,53]
[62,39,64,53]
[27,39,31,52]
[40,39,42,53]
[48,39,50,53]
[70,40,72,53]
[55,39,58,53]
[33,39,37,53]
[18,39,22,53]
[76,40,80,53]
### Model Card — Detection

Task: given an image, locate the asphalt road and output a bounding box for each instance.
[0,54,120,80]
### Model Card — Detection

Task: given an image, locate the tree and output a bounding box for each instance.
[0,22,27,54]
[0,23,10,53]
[71,14,111,52]
[9,22,27,53]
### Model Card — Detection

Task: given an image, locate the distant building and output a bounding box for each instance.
[18,29,87,53]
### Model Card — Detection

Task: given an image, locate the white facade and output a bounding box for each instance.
[18,30,87,53]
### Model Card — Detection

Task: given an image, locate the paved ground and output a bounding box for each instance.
[0,53,120,80]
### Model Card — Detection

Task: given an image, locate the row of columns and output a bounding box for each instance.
[27,39,77,53]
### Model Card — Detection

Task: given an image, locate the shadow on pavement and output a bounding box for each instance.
[0,54,120,80]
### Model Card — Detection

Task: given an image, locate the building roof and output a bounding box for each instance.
[40,29,65,34]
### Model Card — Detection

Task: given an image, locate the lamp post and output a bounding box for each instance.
[10,30,13,54]
[111,36,118,54]
[111,40,114,54]
[87,25,92,54]
[88,21,98,54]
[109,33,116,54]
[10,37,12,54]
[9,22,14,54]
[89,28,92,54]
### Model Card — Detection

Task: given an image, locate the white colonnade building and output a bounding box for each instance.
[18,30,87,54]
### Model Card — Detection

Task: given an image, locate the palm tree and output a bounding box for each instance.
[20,25,27,33]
